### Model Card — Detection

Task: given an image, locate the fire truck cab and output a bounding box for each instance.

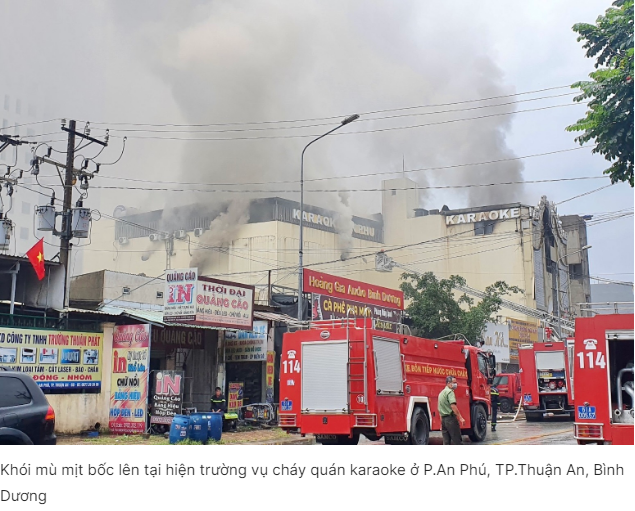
[278,319,495,445]
[492,372,521,413]
[573,313,634,445]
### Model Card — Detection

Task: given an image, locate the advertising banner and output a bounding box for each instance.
[150,370,183,425]
[228,382,244,413]
[0,327,103,391]
[109,324,151,434]
[151,326,206,350]
[224,321,267,362]
[482,322,510,364]
[311,294,401,332]
[266,351,275,404]
[303,268,404,310]
[508,318,538,363]
[163,268,198,323]
[164,271,254,331]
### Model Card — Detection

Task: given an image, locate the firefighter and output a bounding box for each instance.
[210,387,227,413]
[437,375,466,445]
[490,385,499,432]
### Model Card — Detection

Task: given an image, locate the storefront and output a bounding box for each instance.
[224,320,268,409]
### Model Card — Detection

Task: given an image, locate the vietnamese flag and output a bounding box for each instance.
[26,238,46,280]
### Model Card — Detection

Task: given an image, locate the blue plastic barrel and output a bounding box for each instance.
[188,413,209,443]
[208,413,223,442]
[169,415,190,444]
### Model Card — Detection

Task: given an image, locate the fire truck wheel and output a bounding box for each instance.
[467,404,487,442]
[499,398,513,414]
[410,407,430,445]
[336,434,360,445]
[525,412,543,422]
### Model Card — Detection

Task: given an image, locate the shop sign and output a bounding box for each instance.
[109,324,151,434]
[508,318,538,362]
[266,351,275,404]
[311,294,401,333]
[303,268,404,310]
[228,382,244,412]
[482,322,510,364]
[445,207,520,225]
[151,327,205,350]
[150,370,183,425]
[163,268,198,323]
[225,321,267,362]
[164,271,255,331]
[0,327,103,391]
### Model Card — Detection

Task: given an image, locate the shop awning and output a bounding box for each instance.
[61,306,303,330]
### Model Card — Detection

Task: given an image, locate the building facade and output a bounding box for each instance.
[77,179,592,334]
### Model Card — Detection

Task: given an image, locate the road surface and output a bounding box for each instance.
[359,416,576,445]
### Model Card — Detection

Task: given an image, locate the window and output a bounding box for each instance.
[3,95,9,111]
[15,99,21,115]
[122,286,131,295]
[0,377,33,407]
[493,376,508,386]
[156,291,164,299]
[569,264,583,280]
[20,227,29,240]
[391,190,397,196]
[474,221,494,236]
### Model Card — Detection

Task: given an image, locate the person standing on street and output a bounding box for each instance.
[490,385,499,432]
[438,375,466,445]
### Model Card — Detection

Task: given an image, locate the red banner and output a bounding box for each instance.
[109,324,151,434]
[303,269,404,310]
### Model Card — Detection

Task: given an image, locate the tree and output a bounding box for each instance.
[566,0,634,186]
[400,272,521,343]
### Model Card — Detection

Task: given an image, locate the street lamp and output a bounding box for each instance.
[556,244,591,337]
[297,113,360,321]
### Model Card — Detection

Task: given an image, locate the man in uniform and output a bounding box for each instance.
[490,385,499,431]
[210,387,227,413]
[437,375,466,445]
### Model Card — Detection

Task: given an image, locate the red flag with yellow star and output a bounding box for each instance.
[26,238,46,280]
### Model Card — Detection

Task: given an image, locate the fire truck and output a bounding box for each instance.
[278,319,496,445]
[519,341,575,421]
[572,312,634,445]
[492,372,521,413]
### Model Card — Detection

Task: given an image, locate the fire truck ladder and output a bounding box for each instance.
[345,314,370,415]
[375,252,574,336]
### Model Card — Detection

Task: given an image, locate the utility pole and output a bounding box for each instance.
[59,120,76,302]
[57,120,108,308]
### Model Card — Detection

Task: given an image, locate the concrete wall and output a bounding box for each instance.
[47,322,114,434]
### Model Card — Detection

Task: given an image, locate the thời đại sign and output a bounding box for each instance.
[163,269,254,331]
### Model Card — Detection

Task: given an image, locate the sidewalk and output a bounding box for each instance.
[56,428,315,446]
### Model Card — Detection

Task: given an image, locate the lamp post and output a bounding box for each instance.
[297,114,359,321]
[556,245,591,338]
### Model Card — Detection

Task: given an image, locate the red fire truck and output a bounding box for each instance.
[492,372,521,413]
[573,313,634,445]
[278,319,496,445]
[519,341,575,421]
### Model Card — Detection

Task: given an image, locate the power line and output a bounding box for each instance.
[90,146,591,187]
[81,85,572,128]
[92,92,577,135]
[89,175,608,193]
[100,102,585,142]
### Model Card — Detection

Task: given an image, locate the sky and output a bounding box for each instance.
[0,0,632,283]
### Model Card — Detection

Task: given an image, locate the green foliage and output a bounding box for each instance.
[400,272,521,343]
[567,0,634,186]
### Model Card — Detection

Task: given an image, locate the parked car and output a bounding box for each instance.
[0,370,56,445]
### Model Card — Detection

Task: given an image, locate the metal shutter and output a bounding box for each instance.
[301,342,348,413]
[535,351,565,370]
[374,338,403,394]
